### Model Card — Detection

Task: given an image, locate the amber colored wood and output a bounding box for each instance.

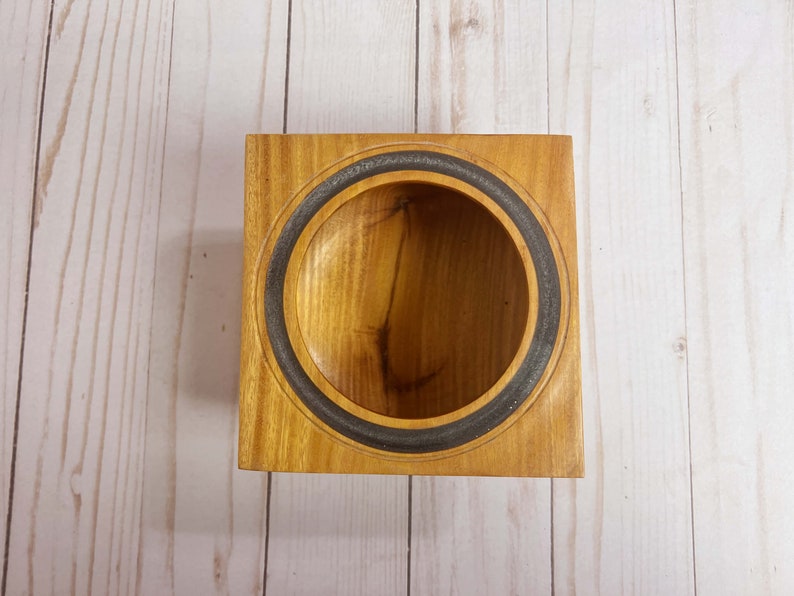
[240,133,582,477]
[295,181,529,420]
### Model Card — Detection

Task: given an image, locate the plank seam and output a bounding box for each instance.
[413,0,419,134]
[671,0,698,593]
[408,4,418,593]
[406,476,412,596]
[262,475,273,596]
[1,1,56,592]
[263,2,292,594]
[546,3,555,595]
[281,0,293,135]
[550,481,555,596]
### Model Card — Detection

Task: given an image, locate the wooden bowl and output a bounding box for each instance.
[240,135,583,476]
[294,179,530,421]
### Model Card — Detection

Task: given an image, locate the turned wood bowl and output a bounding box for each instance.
[295,179,531,421]
[240,135,583,476]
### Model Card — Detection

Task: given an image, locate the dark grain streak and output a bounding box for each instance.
[263,3,292,594]
[1,1,55,594]
[389,367,444,395]
[262,474,272,596]
[375,199,418,410]
[547,6,554,592]
[365,196,413,229]
[281,0,292,135]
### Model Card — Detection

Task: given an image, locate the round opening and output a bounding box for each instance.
[295,181,530,419]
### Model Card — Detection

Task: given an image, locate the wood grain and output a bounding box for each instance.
[286,0,417,134]
[548,1,695,594]
[0,0,51,557]
[676,2,794,593]
[241,133,580,476]
[5,0,174,593]
[413,477,550,595]
[136,1,288,594]
[268,474,408,596]
[265,2,415,594]
[295,181,529,420]
[417,0,548,135]
[412,1,553,594]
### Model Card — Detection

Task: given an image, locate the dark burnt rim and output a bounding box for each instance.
[265,150,561,453]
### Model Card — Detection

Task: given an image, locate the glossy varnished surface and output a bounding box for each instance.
[240,133,581,474]
[297,181,529,419]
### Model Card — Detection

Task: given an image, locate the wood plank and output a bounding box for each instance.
[548,1,695,594]
[136,1,288,594]
[412,476,550,595]
[417,0,547,135]
[412,2,552,594]
[285,1,416,134]
[675,2,794,594]
[265,2,415,594]
[0,0,51,555]
[4,0,174,593]
[268,474,408,595]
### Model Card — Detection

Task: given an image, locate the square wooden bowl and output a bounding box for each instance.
[239,134,583,477]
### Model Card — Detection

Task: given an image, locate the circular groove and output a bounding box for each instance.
[265,150,561,453]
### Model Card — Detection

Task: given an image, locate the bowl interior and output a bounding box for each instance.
[295,181,530,419]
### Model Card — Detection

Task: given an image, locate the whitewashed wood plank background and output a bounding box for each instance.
[676,2,794,594]
[1,1,791,595]
[138,1,287,594]
[548,1,695,594]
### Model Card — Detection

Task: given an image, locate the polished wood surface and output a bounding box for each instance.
[239,133,582,477]
[296,181,529,419]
